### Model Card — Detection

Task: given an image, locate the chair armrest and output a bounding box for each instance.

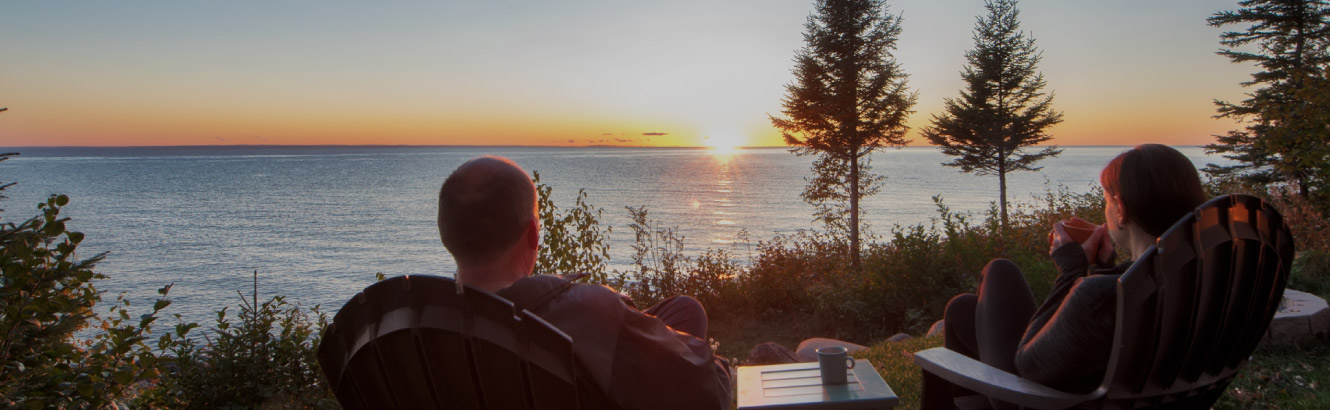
[913,348,1100,410]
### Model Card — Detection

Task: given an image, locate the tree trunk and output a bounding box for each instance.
[1298,173,1310,198]
[849,151,861,270]
[998,163,1009,234]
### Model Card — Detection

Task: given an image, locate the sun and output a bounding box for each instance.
[702,135,743,154]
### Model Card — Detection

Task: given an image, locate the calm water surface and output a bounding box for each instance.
[0,145,1232,324]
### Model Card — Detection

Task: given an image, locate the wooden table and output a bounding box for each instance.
[737,359,899,410]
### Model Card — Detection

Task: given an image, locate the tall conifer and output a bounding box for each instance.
[771,0,916,269]
[922,0,1062,232]
[1206,0,1330,198]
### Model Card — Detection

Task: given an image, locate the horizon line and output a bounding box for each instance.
[0,143,1188,150]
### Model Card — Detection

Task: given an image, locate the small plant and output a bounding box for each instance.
[138,272,336,410]
[614,206,696,306]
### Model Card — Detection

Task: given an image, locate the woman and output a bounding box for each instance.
[941,144,1208,397]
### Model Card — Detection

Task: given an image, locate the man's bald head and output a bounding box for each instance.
[438,156,538,266]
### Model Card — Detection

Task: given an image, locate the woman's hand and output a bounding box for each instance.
[1079,225,1114,267]
[1050,218,1114,266]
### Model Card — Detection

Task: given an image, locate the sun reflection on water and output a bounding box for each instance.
[704,148,745,244]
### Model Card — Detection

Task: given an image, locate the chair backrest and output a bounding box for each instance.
[317,275,584,410]
[1098,194,1295,409]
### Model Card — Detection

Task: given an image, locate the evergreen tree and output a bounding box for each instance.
[1206,0,1330,198]
[770,0,916,269]
[922,0,1062,232]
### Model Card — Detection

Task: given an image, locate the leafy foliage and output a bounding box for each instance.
[532,171,611,282]
[1205,0,1330,199]
[770,0,918,268]
[611,206,743,309]
[137,275,336,410]
[1,183,173,408]
[922,0,1063,232]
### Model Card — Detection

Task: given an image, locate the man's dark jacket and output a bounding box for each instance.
[499,275,733,410]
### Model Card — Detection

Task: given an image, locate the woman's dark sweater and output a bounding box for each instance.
[1014,244,1131,393]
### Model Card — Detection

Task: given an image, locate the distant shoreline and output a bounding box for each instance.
[0,143,1162,150]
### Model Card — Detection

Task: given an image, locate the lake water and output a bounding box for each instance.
[0,145,1232,325]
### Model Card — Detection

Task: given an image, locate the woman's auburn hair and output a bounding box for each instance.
[1099,144,1208,237]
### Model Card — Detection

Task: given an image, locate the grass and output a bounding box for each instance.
[712,311,821,360]
[1216,287,1330,410]
[857,334,944,410]
[1217,338,1330,409]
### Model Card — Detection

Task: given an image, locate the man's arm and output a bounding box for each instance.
[609,299,733,410]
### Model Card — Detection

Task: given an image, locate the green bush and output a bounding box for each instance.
[611,206,747,309]
[137,275,336,410]
[740,230,842,318]
[865,197,987,336]
[1291,250,1330,299]
[1,184,173,408]
[533,172,611,283]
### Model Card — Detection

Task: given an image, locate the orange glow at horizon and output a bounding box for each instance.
[1,68,1246,148]
[1,100,1245,148]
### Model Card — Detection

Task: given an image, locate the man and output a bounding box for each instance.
[437,156,733,410]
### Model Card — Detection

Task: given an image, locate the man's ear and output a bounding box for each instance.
[525,218,539,249]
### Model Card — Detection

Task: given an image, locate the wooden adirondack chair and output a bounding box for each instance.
[914,193,1296,410]
[317,274,612,410]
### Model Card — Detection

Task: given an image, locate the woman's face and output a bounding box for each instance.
[1104,190,1126,246]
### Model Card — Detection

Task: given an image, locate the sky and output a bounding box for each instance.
[0,0,1258,148]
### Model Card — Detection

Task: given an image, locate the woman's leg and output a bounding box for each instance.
[973,259,1037,373]
[943,293,980,359]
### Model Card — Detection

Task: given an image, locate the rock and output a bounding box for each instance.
[746,342,799,365]
[1264,289,1330,345]
[795,337,870,362]
[887,333,913,343]
[927,319,945,337]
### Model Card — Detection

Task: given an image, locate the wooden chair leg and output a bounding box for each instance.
[922,370,956,410]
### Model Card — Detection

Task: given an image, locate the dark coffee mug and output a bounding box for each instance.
[816,346,856,385]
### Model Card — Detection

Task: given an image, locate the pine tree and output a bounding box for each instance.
[922,0,1062,232]
[1207,0,1330,198]
[770,0,916,269]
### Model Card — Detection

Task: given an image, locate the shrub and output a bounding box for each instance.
[533,172,611,282]
[1291,250,1330,299]
[740,230,843,318]
[611,206,746,308]
[868,197,990,335]
[1,186,173,408]
[137,273,336,410]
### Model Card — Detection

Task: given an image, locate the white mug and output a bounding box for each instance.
[816,346,856,385]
